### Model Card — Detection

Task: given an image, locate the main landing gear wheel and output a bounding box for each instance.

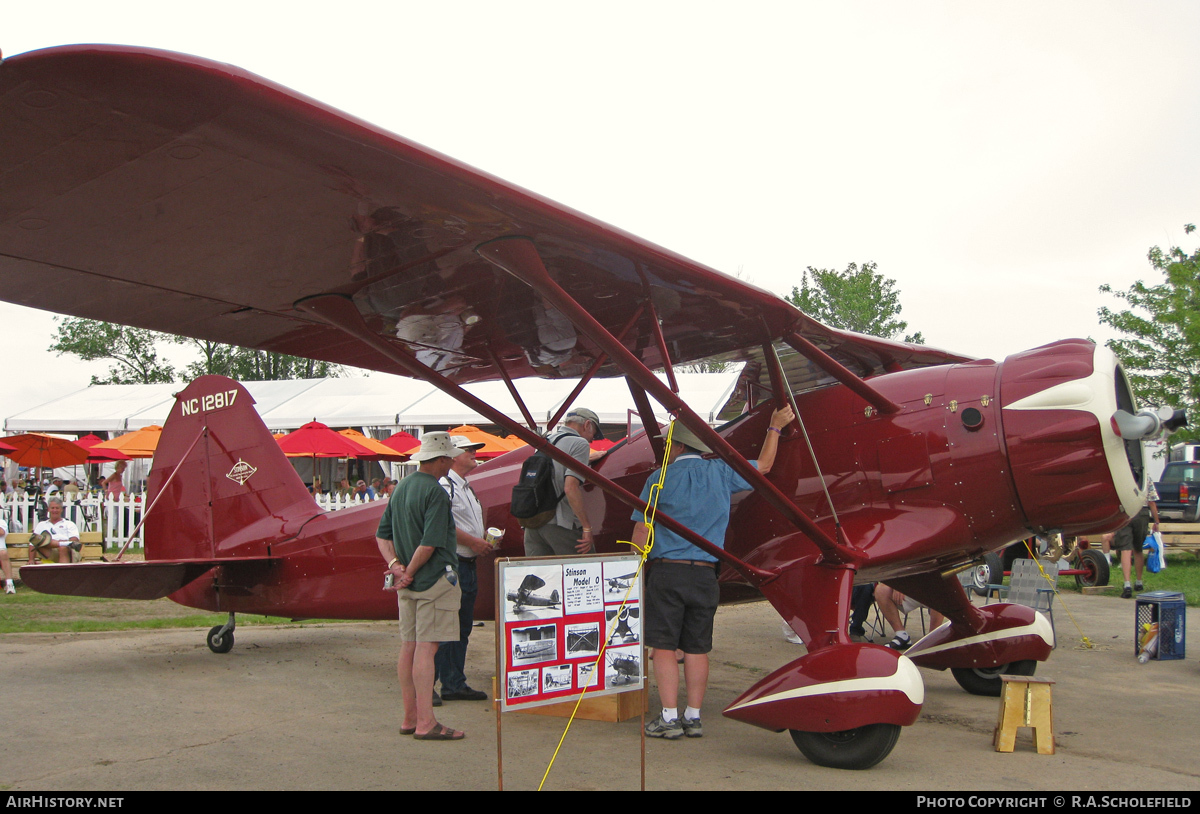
[788,723,902,770]
[970,552,1005,597]
[951,659,1036,696]
[1074,548,1110,588]
[206,625,234,654]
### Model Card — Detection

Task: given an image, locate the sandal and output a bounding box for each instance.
[399,725,416,736]
[413,723,465,741]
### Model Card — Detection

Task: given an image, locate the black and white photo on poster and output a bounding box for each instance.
[511,623,558,665]
[562,560,603,613]
[602,561,640,602]
[503,564,563,620]
[604,644,641,688]
[542,664,573,692]
[577,661,599,689]
[507,669,539,699]
[604,605,640,645]
[565,622,601,658]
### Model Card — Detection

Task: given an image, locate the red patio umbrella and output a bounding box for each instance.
[0,439,16,456]
[381,431,421,456]
[276,421,375,458]
[76,433,132,463]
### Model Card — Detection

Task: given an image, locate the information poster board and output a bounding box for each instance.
[497,554,643,711]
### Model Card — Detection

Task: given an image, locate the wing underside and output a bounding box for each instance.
[0,45,967,393]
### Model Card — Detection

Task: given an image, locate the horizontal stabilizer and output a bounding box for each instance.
[18,558,275,600]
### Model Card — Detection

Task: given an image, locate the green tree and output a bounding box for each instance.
[1098,223,1200,443]
[177,339,342,381]
[787,262,924,344]
[49,317,176,385]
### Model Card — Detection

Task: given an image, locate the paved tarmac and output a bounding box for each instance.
[2,591,1197,791]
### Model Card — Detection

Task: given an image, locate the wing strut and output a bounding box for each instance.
[784,331,901,415]
[292,293,780,584]
[546,305,646,432]
[475,236,861,567]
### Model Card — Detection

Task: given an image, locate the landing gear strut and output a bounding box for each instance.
[207,612,236,654]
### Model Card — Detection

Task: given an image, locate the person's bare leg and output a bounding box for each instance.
[652,648,680,709]
[1133,551,1145,584]
[398,640,418,731]
[0,550,12,582]
[413,641,444,735]
[1121,550,1133,584]
[875,586,904,635]
[683,653,708,710]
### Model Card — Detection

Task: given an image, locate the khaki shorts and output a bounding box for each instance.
[397,573,462,643]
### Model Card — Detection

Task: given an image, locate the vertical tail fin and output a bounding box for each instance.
[146,376,319,561]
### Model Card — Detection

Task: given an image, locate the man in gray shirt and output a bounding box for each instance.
[523,408,604,557]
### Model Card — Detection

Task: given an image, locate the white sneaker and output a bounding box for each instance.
[4,583,15,594]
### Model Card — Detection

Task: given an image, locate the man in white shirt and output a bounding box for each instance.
[30,497,81,563]
[434,435,494,703]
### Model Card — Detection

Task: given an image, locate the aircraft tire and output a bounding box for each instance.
[788,723,901,770]
[969,552,1005,597]
[950,659,1036,697]
[207,625,235,654]
[1073,549,1109,589]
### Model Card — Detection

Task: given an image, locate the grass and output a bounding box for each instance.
[1051,553,1200,606]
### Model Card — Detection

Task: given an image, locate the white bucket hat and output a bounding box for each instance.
[450,435,487,451]
[410,431,464,462]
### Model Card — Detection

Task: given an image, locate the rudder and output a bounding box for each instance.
[145,376,319,561]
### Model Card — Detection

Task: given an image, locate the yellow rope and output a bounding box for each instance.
[537,420,678,791]
[1022,539,1096,650]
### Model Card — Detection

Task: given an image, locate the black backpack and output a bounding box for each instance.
[511,432,570,529]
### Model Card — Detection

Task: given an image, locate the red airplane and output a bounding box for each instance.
[2,45,1179,770]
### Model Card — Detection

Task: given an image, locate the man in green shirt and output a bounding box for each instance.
[376,431,465,741]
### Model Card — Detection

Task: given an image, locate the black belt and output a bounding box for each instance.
[655,558,716,568]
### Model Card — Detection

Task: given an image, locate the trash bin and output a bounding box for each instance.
[1135,591,1186,661]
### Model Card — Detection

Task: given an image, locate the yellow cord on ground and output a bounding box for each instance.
[537,420,678,791]
[1022,539,1096,650]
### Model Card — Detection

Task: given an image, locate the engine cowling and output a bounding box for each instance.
[999,340,1148,535]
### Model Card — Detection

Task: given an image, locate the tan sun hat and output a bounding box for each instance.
[410,431,465,462]
[668,422,712,454]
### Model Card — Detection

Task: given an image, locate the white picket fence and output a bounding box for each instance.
[1,490,384,549]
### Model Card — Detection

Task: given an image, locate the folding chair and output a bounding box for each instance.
[1004,558,1059,635]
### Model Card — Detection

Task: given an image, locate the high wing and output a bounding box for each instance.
[0,45,967,391]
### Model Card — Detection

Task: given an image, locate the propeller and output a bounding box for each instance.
[1110,407,1189,439]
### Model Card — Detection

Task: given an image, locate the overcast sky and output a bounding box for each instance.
[3,1,1198,424]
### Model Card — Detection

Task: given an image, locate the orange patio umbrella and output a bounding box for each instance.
[338,429,409,461]
[2,433,89,468]
[447,425,526,460]
[93,425,163,459]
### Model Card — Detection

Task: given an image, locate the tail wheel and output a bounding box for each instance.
[788,724,901,770]
[207,625,234,654]
[951,659,1036,696]
[1074,548,1110,588]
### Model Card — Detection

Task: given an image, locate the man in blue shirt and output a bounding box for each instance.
[631,405,793,739]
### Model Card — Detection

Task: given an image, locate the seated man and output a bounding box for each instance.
[0,523,14,593]
[875,583,944,651]
[30,497,81,564]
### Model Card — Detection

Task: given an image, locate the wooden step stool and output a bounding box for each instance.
[994,675,1055,755]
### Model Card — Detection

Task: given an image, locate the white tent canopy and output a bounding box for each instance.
[4,367,745,436]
